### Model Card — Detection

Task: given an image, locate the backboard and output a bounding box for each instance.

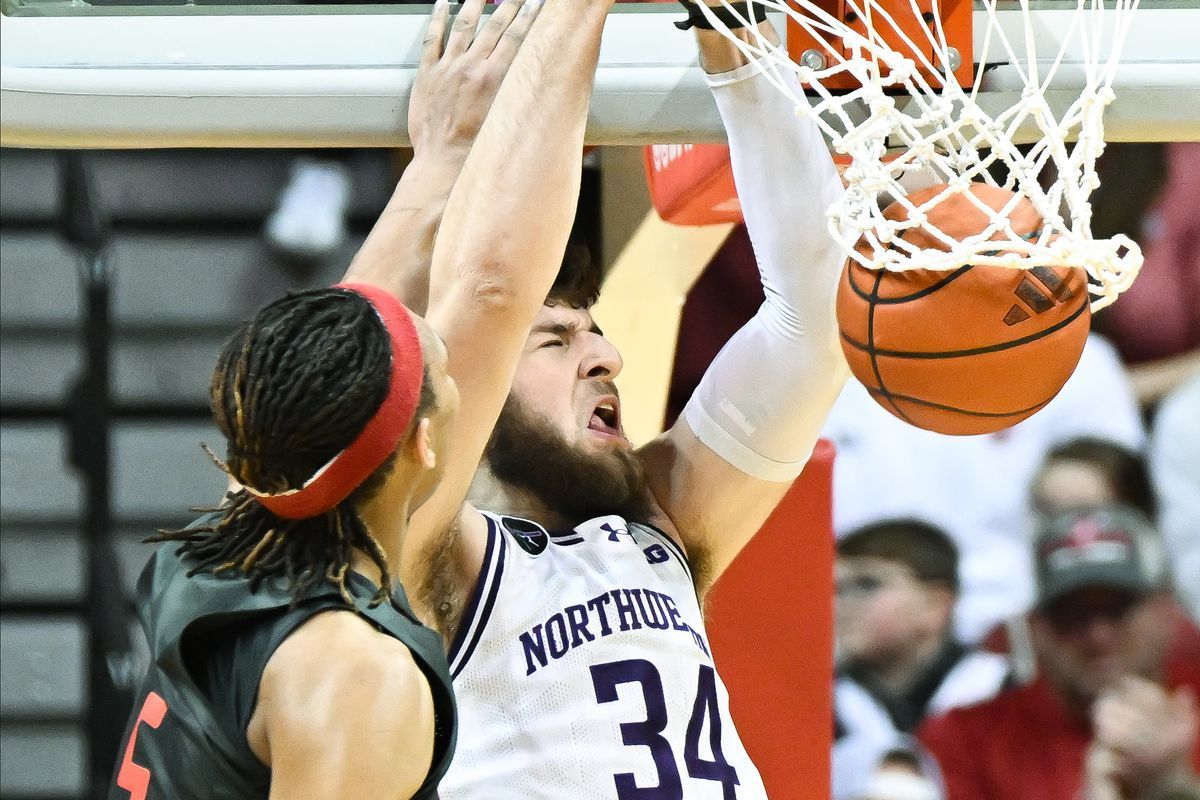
[2,0,1199,148]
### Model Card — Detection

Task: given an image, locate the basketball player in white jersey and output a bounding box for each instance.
[396,0,851,797]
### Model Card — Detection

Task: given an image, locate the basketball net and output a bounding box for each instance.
[698,0,1142,310]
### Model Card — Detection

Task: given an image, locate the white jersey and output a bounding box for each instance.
[832,650,1009,800]
[440,511,768,800]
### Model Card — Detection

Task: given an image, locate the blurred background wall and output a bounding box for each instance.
[0,147,404,799]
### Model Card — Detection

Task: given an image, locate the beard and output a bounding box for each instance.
[485,394,654,528]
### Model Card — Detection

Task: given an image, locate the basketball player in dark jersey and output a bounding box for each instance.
[104,0,579,796]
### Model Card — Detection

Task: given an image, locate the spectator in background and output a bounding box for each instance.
[1032,437,1158,522]
[1090,143,1200,407]
[992,435,1188,686]
[918,506,1200,800]
[822,333,1145,643]
[1149,374,1200,623]
[1030,435,1200,634]
[833,520,1007,800]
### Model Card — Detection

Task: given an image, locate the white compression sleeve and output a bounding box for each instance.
[681,59,851,482]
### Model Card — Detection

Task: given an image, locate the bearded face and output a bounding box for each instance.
[1032,587,1174,707]
[485,395,653,529]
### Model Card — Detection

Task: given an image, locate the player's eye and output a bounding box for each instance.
[538,336,567,349]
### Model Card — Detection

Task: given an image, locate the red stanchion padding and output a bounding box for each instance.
[705,438,835,800]
[644,144,742,226]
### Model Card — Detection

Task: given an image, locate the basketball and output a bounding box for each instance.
[836,183,1092,436]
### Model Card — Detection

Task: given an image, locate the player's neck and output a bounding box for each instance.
[469,468,575,532]
[352,481,415,589]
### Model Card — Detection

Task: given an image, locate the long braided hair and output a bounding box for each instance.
[152,287,436,606]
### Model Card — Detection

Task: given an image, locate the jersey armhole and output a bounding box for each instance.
[638,521,695,584]
[184,598,345,766]
[447,514,507,679]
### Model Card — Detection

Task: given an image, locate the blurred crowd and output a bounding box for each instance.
[825,142,1200,800]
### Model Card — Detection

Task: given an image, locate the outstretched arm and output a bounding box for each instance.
[217,0,534,503]
[343,0,533,311]
[406,0,615,601]
[641,14,850,593]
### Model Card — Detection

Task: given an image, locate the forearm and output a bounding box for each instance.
[701,23,845,304]
[429,0,612,318]
[681,28,849,479]
[344,151,467,312]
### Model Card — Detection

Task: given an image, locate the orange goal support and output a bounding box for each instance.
[786,0,974,91]
[705,438,835,800]
[644,0,974,227]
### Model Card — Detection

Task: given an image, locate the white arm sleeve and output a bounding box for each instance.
[681,60,851,482]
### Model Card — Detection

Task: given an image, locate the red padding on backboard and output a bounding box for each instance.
[705,438,835,800]
[644,144,742,226]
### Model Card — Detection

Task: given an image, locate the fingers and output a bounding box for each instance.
[444,0,489,59]
[1095,705,1148,750]
[1093,680,1197,775]
[487,0,542,65]
[420,0,452,69]
[1094,684,1163,742]
[469,0,527,60]
[1117,675,1168,708]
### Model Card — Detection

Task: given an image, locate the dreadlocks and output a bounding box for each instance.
[152,287,435,606]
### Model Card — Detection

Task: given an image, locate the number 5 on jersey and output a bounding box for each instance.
[115,692,168,800]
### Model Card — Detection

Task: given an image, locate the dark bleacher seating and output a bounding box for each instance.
[0,147,394,799]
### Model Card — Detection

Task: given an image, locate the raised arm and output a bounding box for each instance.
[215,0,536,503]
[640,12,850,592]
[343,0,534,311]
[406,0,615,576]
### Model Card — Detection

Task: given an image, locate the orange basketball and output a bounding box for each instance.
[836,183,1091,435]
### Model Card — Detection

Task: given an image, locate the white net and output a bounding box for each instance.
[697,0,1143,310]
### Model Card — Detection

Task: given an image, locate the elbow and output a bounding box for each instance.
[430,226,564,319]
[446,259,535,318]
[467,273,521,310]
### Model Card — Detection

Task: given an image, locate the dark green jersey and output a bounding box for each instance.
[108,531,456,800]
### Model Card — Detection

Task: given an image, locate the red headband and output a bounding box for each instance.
[249,283,425,520]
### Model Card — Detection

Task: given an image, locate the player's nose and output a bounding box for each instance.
[579,333,623,380]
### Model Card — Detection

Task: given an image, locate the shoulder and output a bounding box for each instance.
[834,675,893,736]
[919,680,1030,748]
[916,703,979,755]
[260,611,433,731]
[251,610,436,797]
[636,423,794,594]
[265,609,428,685]
[929,650,1010,714]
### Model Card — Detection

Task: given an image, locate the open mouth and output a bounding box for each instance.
[587,397,622,437]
